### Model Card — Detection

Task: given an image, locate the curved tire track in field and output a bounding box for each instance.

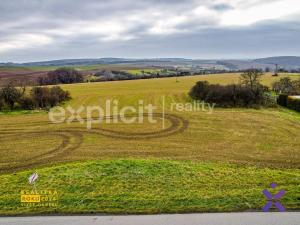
[68,113,189,139]
[0,131,83,173]
[0,113,189,172]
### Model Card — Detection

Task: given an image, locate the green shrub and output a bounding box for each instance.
[263,93,277,107]
[50,86,71,103]
[1,84,23,109]
[31,86,70,108]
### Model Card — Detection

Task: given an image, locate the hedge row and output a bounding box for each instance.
[0,85,70,111]
[189,81,273,107]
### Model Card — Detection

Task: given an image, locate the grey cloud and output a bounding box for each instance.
[3,20,299,62]
[0,0,299,62]
[211,4,234,11]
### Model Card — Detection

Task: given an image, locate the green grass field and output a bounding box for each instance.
[0,73,299,215]
[0,159,299,215]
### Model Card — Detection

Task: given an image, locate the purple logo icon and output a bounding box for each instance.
[262,182,285,212]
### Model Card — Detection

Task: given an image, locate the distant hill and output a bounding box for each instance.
[216,60,275,71]
[1,56,300,71]
[0,58,193,67]
[253,56,300,69]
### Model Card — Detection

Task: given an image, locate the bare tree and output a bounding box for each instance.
[240,69,263,91]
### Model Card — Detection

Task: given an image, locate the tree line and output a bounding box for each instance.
[0,84,70,111]
[38,67,84,85]
[190,69,300,109]
[36,67,235,85]
[190,70,273,108]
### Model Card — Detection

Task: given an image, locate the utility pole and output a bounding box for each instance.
[273,64,279,76]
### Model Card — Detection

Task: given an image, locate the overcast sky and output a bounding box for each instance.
[0,0,300,62]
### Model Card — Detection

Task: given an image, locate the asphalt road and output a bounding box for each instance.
[0,212,299,225]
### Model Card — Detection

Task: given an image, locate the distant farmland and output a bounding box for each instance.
[0,64,162,86]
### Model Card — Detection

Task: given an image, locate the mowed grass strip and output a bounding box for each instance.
[0,159,299,215]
